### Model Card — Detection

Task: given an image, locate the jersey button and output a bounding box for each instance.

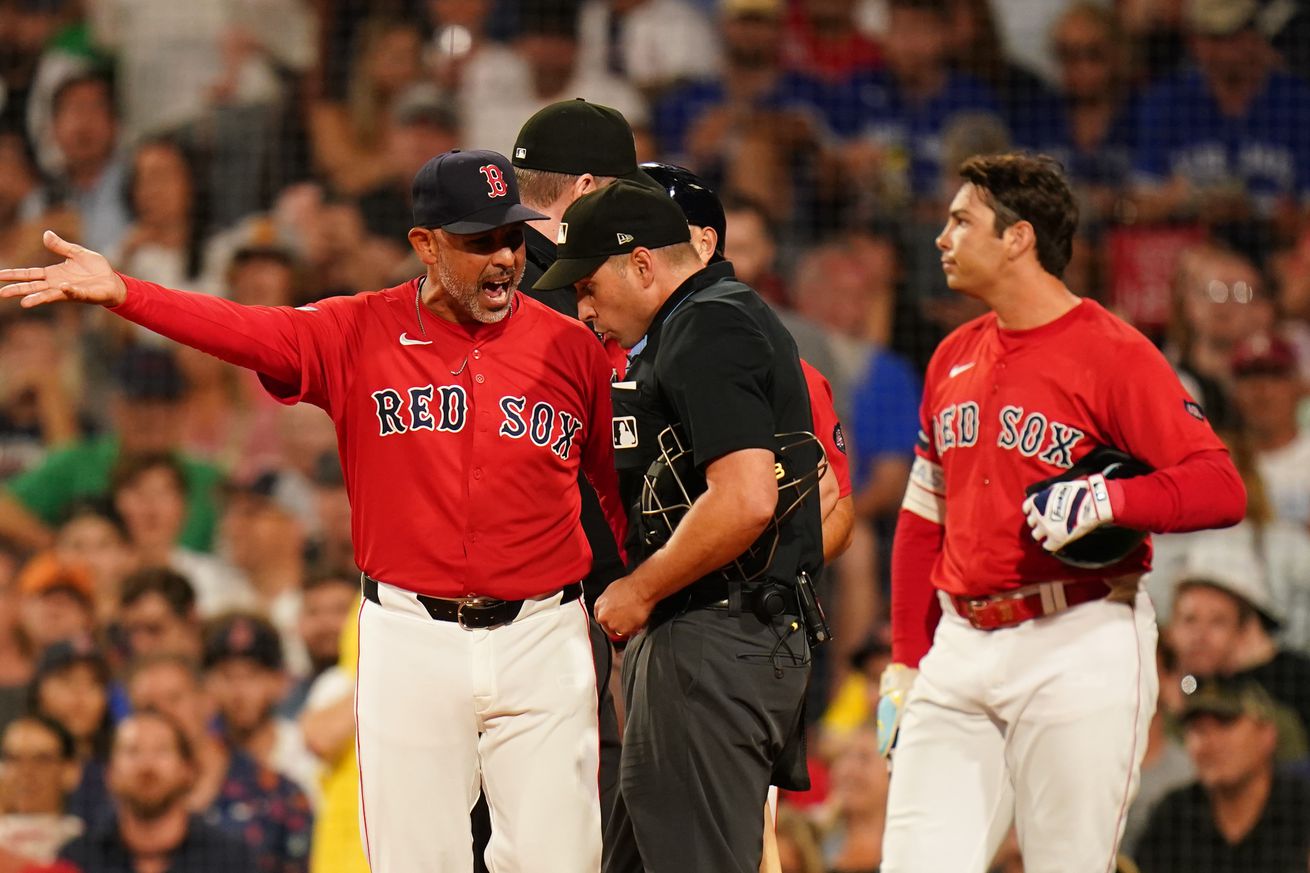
[475,374,485,384]
[473,468,482,479]
[473,350,481,359]
[983,478,990,485]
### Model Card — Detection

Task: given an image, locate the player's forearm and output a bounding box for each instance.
[822,496,855,562]
[1110,448,1246,532]
[111,276,304,386]
[889,508,944,667]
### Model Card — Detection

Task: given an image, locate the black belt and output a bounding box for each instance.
[361,574,582,629]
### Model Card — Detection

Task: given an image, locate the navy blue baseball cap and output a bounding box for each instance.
[412,149,546,233]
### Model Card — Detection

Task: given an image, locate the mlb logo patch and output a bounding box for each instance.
[515,147,527,159]
[612,416,638,449]
[617,232,634,245]
[557,222,569,244]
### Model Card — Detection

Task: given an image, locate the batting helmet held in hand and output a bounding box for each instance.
[1025,446,1152,569]
[640,425,826,581]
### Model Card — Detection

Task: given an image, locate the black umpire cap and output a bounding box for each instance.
[412,148,546,232]
[534,181,691,291]
[512,99,661,190]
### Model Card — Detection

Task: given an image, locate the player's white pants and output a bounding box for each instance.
[355,581,601,873]
[882,588,1158,873]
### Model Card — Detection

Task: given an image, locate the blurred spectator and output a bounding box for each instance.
[1118,0,1187,83]
[781,0,882,83]
[88,0,316,227]
[577,0,722,93]
[423,0,497,92]
[1164,244,1273,431]
[1009,3,1137,226]
[117,569,202,663]
[267,183,402,294]
[946,0,1058,140]
[126,655,312,873]
[815,726,887,871]
[202,613,318,805]
[0,305,78,479]
[1150,430,1310,654]
[0,345,226,554]
[25,73,130,256]
[1269,228,1310,375]
[58,709,256,873]
[772,804,824,873]
[0,574,33,734]
[1133,677,1310,873]
[836,0,1001,213]
[1129,0,1310,250]
[109,453,252,618]
[113,138,207,291]
[300,604,364,873]
[1121,639,1195,857]
[0,0,76,132]
[722,193,787,306]
[15,555,94,653]
[355,84,462,244]
[219,474,309,677]
[304,454,352,580]
[0,714,82,863]
[308,17,426,197]
[27,640,113,833]
[460,0,649,158]
[51,502,136,625]
[279,572,356,720]
[1168,547,1310,741]
[653,0,841,222]
[1230,330,1310,529]
[0,130,80,270]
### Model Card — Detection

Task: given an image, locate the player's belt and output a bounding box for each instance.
[950,578,1113,631]
[361,574,582,629]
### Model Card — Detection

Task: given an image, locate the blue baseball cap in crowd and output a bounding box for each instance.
[412,149,546,233]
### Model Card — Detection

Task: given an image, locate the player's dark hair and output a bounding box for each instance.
[109,451,187,499]
[120,567,196,617]
[958,153,1077,279]
[51,71,116,120]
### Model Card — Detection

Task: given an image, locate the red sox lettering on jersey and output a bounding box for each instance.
[112,275,625,602]
[903,300,1226,600]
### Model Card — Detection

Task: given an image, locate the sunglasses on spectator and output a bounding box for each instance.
[1200,280,1256,304]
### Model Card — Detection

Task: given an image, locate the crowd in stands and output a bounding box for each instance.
[2,0,1310,870]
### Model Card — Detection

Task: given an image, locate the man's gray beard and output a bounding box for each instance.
[438,260,522,324]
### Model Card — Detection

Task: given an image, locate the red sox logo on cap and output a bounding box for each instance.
[479,165,508,198]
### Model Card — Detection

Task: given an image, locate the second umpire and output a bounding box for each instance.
[536,181,822,873]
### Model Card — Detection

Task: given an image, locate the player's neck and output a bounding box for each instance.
[526,207,564,249]
[985,270,1080,331]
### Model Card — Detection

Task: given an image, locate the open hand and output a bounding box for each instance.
[0,231,127,309]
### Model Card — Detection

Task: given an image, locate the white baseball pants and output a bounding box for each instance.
[882,588,1158,873]
[355,581,601,873]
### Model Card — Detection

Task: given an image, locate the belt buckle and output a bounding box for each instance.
[456,596,505,629]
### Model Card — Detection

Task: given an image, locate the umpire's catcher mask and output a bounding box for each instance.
[640,426,827,581]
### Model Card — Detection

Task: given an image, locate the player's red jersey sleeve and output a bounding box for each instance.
[112,275,363,414]
[801,360,852,498]
[581,337,628,562]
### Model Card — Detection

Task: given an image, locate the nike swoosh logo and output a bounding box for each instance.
[948,362,976,378]
[399,333,432,346]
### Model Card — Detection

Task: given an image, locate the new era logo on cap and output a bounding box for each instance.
[617,233,634,245]
[558,222,569,244]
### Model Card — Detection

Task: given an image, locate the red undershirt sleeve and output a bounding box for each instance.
[1107,448,1246,533]
[890,508,943,667]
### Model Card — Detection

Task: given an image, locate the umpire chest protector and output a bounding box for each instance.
[610,262,823,592]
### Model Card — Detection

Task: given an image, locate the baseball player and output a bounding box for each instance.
[877,153,1246,872]
[0,149,626,873]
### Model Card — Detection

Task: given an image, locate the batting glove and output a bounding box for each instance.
[1022,473,1114,554]
[876,663,918,759]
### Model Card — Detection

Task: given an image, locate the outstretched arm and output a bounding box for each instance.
[1,232,311,390]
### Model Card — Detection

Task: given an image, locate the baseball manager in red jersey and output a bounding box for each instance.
[876,154,1245,872]
[0,149,626,873]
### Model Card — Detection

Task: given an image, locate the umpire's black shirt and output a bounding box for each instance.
[612,261,822,603]
[520,223,625,604]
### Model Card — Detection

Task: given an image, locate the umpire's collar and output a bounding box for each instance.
[640,261,735,352]
[525,224,556,271]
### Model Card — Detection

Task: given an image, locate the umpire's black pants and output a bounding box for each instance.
[603,605,809,873]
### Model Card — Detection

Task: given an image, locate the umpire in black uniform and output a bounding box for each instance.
[536,181,823,873]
